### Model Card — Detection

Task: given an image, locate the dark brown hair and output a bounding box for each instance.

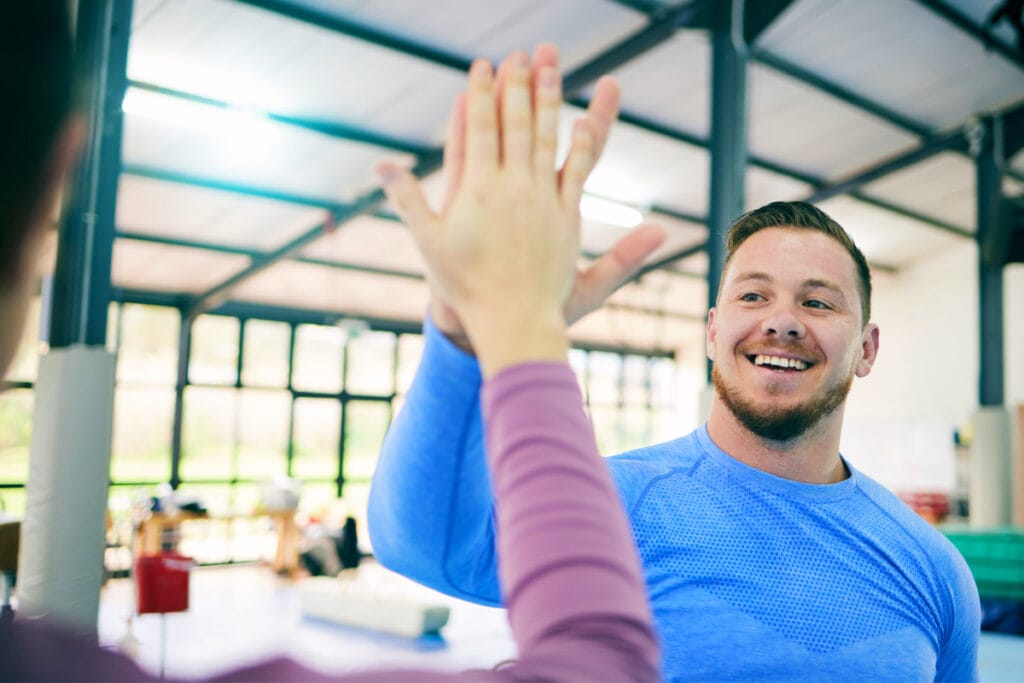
[0,2,73,286]
[721,201,872,324]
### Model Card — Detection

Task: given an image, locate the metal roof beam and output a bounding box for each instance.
[117,230,425,280]
[605,105,971,238]
[128,80,436,157]
[749,49,932,137]
[913,0,1024,74]
[743,0,797,44]
[235,0,468,70]
[123,163,350,211]
[802,129,970,208]
[750,48,1024,185]
[564,2,707,96]
[216,0,966,278]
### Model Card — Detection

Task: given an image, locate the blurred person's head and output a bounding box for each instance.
[0,2,81,376]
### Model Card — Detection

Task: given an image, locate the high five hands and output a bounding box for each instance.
[377,45,665,374]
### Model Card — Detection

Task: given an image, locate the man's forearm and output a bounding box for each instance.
[367,314,503,605]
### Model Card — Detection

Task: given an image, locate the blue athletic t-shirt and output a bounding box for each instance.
[368,316,980,682]
[609,427,979,681]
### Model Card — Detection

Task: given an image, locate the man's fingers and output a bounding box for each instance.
[585,76,621,165]
[556,76,620,192]
[568,223,667,324]
[560,119,595,209]
[442,92,467,210]
[533,65,561,179]
[501,51,532,172]
[377,161,437,241]
[464,59,498,177]
[532,43,559,73]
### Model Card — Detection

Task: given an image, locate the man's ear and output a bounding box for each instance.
[706,307,717,361]
[855,323,879,378]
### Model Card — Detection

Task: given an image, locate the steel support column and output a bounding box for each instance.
[976,117,1005,407]
[48,0,131,347]
[707,0,748,377]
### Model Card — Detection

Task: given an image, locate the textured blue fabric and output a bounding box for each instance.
[368,317,981,682]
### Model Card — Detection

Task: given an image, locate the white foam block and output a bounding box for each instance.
[298,576,450,638]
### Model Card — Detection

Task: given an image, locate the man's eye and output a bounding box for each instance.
[739,292,763,302]
[805,299,830,310]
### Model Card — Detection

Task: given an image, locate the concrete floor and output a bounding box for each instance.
[98,562,1024,681]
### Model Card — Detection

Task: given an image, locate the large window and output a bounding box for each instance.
[1,299,680,563]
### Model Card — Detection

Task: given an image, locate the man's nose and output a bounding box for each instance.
[760,303,806,339]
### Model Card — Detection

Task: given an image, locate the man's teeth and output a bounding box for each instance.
[754,354,808,370]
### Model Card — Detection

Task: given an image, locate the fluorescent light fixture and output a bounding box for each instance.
[122,88,282,164]
[123,89,274,134]
[580,194,645,228]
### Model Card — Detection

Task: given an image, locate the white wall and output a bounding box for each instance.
[841,240,1024,493]
[847,241,1024,421]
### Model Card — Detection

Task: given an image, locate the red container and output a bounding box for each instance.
[135,553,194,614]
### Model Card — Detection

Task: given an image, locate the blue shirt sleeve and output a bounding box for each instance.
[935,540,981,683]
[366,314,503,606]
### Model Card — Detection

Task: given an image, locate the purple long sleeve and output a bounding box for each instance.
[0,362,657,682]
[478,361,658,680]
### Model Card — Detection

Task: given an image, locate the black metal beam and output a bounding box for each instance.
[123,163,349,211]
[976,116,1005,406]
[205,0,975,282]
[128,80,436,157]
[749,49,932,137]
[743,0,797,44]
[636,241,708,277]
[235,0,469,71]
[563,1,707,96]
[49,0,132,347]
[707,0,747,327]
[751,46,1024,186]
[914,0,1024,74]
[117,230,425,280]
[801,129,972,228]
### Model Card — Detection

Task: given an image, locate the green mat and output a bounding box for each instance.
[941,527,1024,601]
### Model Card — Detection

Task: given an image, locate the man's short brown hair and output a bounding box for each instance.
[720,201,872,324]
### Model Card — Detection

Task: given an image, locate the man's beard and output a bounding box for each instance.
[711,363,853,443]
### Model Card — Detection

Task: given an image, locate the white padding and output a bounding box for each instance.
[299,576,450,638]
[970,406,1013,527]
[18,346,116,635]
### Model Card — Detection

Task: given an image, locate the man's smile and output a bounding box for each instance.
[747,353,812,371]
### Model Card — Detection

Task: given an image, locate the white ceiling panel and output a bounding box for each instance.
[112,240,251,293]
[861,152,977,233]
[282,0,648,73]
[745,166,816,210]
[585,121,710,216]
[233,261,430,321]
[300,215,426,274]
[128,0,465,143]
[608,270,707,319]
[106,0,1022,348]
[668,252,709,278]
[599,31,711,140]
[636,212,707,266]
[121,98,406,203]
[817,195,967,268]
[116,175,325,250]
[749,63,919,181]
[758,0,1024,132]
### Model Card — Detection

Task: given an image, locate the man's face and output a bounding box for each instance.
[706,226,879,442]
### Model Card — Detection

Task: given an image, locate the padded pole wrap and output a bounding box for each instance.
[18,346,116,636]
[970,406,1013,528]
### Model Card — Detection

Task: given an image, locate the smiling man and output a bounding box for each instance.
[370,196,982,681]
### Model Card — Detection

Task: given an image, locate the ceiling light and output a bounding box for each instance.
[580,195,645,228]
